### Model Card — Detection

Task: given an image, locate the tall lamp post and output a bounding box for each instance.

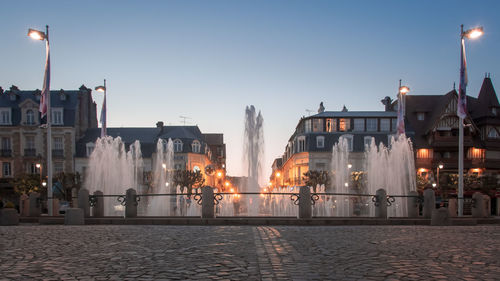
[436,162,444,188]
[28,26,53,216]
[95,80,107,137]
[458,25,483,216]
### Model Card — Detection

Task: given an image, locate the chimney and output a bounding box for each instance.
[156,121,164,129]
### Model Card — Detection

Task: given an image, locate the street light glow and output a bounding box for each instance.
[276,172,281,177]
[438,163,444,169]
[36,163,41,169]
[464,27,484,39]
[27,28,46,40]
[399,86,410,94]
[95,86,106,92]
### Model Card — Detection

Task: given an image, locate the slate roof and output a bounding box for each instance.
[76,126,213,158]
[0,86,81,126]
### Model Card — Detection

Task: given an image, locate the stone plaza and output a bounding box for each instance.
[1,224,499,280]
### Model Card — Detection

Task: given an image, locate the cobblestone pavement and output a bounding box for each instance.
[0,225,499,280]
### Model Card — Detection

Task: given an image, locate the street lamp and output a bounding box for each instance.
[458,25,483,216]
[436,162,444,188]
[397,82,410,135]
[28,25,53,216]
[95,79,107,137]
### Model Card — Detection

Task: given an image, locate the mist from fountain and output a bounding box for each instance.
[85,136,144,216]
[330,136,351,216]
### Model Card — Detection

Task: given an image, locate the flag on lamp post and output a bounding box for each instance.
[457,38,468,119]
[100,92,106,137]
[39,40,50,117]
[397,93,405,135]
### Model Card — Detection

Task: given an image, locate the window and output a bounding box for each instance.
[339,118,350,131]
[173,139,183,152]
[26,110,35,125]
[443,152,451,158]
[353,118,364,132]
[0,108,11,125]
[326,118,336,132]
[54,161,64,173]
[2,162,11,177]
[340,134,353,152]
[312,119,324,132]
[86,142,95,157]
[417,112,425,121]
[25,136,35,149]
[297,136,306,152]
[391,119,397,132]
[380,119,390,131]
[304,119,312,132]
[174,163,184,170]
[53,137,64,150]
[364,136,373,149]
[1,137,11,150]
[316,136,325,148]
[52,108,63,125]
[492,108,497,116]
[27,163,37,174]
[387,134,397,147]
[366,118,377,132]
[192,140,201,153]
[488,128,499,139]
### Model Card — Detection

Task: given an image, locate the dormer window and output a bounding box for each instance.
[192,140,201,153]
[173,139,183,152]
[10,94,16,101]
[86,142,95,157]
[417,112,425,121]
[488,128,499,139]
[59,90,67,101]
[52,108,63,125]
[26,110,35,125]
[0,108,11,125]
[492,108,497,116]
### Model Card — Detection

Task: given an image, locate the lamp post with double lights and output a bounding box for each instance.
[458,25,483,216]
[28,25,53,216]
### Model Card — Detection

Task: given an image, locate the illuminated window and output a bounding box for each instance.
[416,149,433,159]
[339,119,350,131]
[326,118,336,132]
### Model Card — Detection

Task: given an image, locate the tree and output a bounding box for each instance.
[302,170,330,192]
[350,171,366,191]
[173,170,205,196]
[12,173,45,195]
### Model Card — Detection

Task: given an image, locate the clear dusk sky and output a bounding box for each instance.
[1,0,500,184]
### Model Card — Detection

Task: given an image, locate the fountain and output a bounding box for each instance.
[325,134,417,217]
[85,136,144,216]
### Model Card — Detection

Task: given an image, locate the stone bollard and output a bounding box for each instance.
[28,192,41,217]
[375,188,387,219]
[0,208,20,225]
[448,198,458,217]
[125,188,138,218]
[422,189,435,219]
[71,188,78,207]
[77,188,90,217]
[431,207,451,226]
[483,195,491,217]
[298,186,312,219]
[92,190,104,217]
[19,194,29,216]
[64,208,85,225]
[407,191,419,218]
[201,186,215,219]
[471,192,486,218]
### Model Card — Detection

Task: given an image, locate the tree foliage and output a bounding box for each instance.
[12,174,44,195]
[173,170,205,195]
[302,170,330,192]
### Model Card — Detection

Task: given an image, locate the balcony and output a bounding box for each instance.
[24,148,36,157]
[0,149,12,157]
[52,149,64,158]
[431,135,473,147]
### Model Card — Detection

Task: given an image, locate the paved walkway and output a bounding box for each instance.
[0,225,499,280]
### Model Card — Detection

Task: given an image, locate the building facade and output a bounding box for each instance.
[74,123,226,188]
[0,85,97,201]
